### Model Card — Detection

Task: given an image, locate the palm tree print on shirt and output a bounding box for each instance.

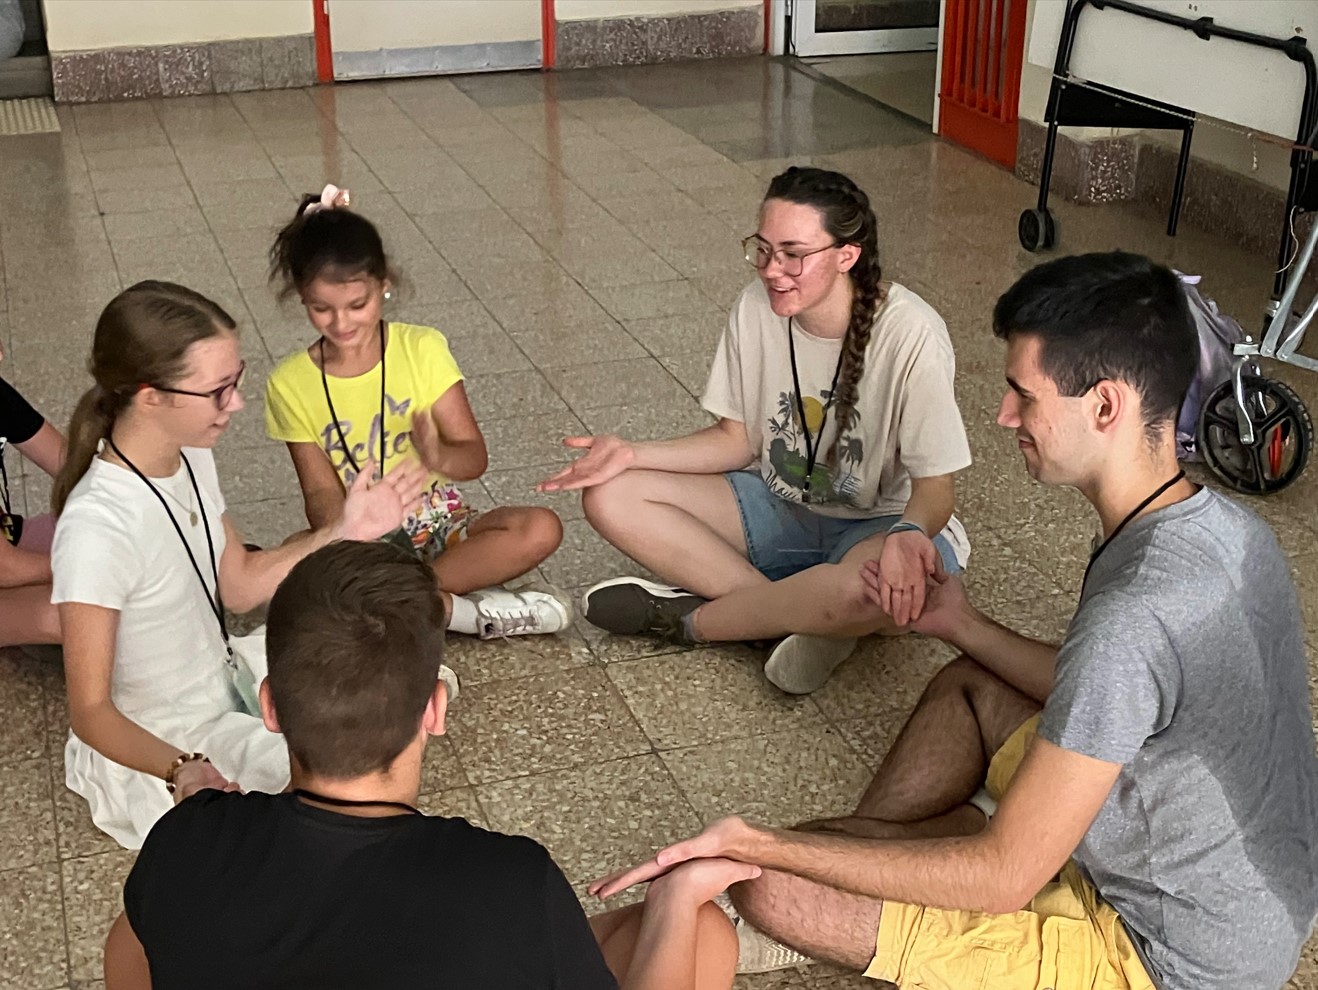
[764,387,864,505]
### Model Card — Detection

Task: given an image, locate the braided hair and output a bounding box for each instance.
[764,167,884,467]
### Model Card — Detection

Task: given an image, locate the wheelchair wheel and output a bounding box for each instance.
[1198,375,1313,494]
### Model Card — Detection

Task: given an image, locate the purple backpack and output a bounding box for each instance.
[1175,273,1245,461]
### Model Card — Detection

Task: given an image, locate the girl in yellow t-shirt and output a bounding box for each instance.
[264,186,570,639]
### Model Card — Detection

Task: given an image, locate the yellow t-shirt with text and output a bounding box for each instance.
[264,322,464,537]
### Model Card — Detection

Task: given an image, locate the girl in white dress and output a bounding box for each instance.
[51,280,424,849]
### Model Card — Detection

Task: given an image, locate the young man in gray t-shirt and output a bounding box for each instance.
[591,252,1318,989]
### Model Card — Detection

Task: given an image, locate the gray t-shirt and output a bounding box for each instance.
[1041,487,1318,990]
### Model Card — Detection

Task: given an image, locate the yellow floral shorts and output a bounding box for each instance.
[863,716,1156,990]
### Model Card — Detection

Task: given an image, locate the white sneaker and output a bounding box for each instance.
[712,892,812,973]
[438,664,461,703]
[763,634,857,694]
[469,587,572,639]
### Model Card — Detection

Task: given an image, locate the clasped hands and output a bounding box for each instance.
[588,816,762,905]
[865,527,959,629]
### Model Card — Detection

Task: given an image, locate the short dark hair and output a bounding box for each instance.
[993,251,1199,431]
[266,541,447,779]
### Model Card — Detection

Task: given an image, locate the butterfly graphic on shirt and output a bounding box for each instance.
[318,393,414,484]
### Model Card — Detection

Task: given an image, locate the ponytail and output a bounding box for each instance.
[52,385,125,515]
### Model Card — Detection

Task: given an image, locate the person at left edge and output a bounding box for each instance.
[0,343,67,647]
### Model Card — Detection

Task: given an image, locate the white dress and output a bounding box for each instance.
[51,449,289,849]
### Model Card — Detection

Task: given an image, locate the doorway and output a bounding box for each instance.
[326,0,544,80]
[788,0,940,126]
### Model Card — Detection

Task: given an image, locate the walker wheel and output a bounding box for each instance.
[1198,375,1313,494]
[1018,208,1056,252]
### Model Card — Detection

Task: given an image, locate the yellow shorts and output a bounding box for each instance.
[862,716,1156,990]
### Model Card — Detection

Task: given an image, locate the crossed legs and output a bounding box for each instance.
[727,655,1042,970]
[0,514,60,648]
[582,469,899,642]
[432,505,563,596]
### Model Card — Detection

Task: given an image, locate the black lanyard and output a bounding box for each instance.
[787,316,845,503]
[107,439,231,658]
[320,321,387,478]
[294,788,420,816]
[1081,470,1186,593]
[0,438,11,517]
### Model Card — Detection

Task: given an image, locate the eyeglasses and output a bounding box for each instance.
[742,235,840,277]
[151,362,246,410]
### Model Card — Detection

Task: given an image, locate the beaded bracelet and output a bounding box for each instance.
[164,752,209,794]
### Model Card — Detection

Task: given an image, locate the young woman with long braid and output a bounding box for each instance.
[539,168,972,694]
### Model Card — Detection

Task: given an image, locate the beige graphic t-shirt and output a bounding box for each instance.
[702,280,972,566]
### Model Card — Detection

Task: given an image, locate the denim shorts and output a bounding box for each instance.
[725,470,962,582]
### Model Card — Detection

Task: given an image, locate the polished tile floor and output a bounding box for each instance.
[805,52,938,126]
[1,57,1316,990]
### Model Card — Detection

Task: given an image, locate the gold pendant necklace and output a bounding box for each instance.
[103,442,198,525]
[160,480,198,527]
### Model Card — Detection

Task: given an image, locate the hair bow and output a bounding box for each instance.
[302,183,351,215]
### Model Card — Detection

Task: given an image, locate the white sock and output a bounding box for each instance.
[447,594,479,635]
[968,787,998,820]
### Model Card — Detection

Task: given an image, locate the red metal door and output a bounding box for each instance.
[939,0,1028,169]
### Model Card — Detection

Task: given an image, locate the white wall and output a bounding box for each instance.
[1016,0,1051,124]
[42,0,762,51]
[1026,0,1309,141]
[556,0,759,21]
[1017,0,1292,190]
[329,0,541,49]
[1018,0,1120,139]
[43,0,312,53]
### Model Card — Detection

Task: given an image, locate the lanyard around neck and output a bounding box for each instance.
[294,788,420,816]
[0,438,11,517]
[787,316,846,502]
[107,439,230,655]
[1082,470,1186,593]
[320,321,387,479]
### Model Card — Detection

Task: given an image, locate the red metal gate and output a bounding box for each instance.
[939,0,1029,169]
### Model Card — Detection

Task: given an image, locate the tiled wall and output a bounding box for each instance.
[51,35,316,104]
[1015,121,1139,206]
[1136,140,1305,261]
[556,6,761,69]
